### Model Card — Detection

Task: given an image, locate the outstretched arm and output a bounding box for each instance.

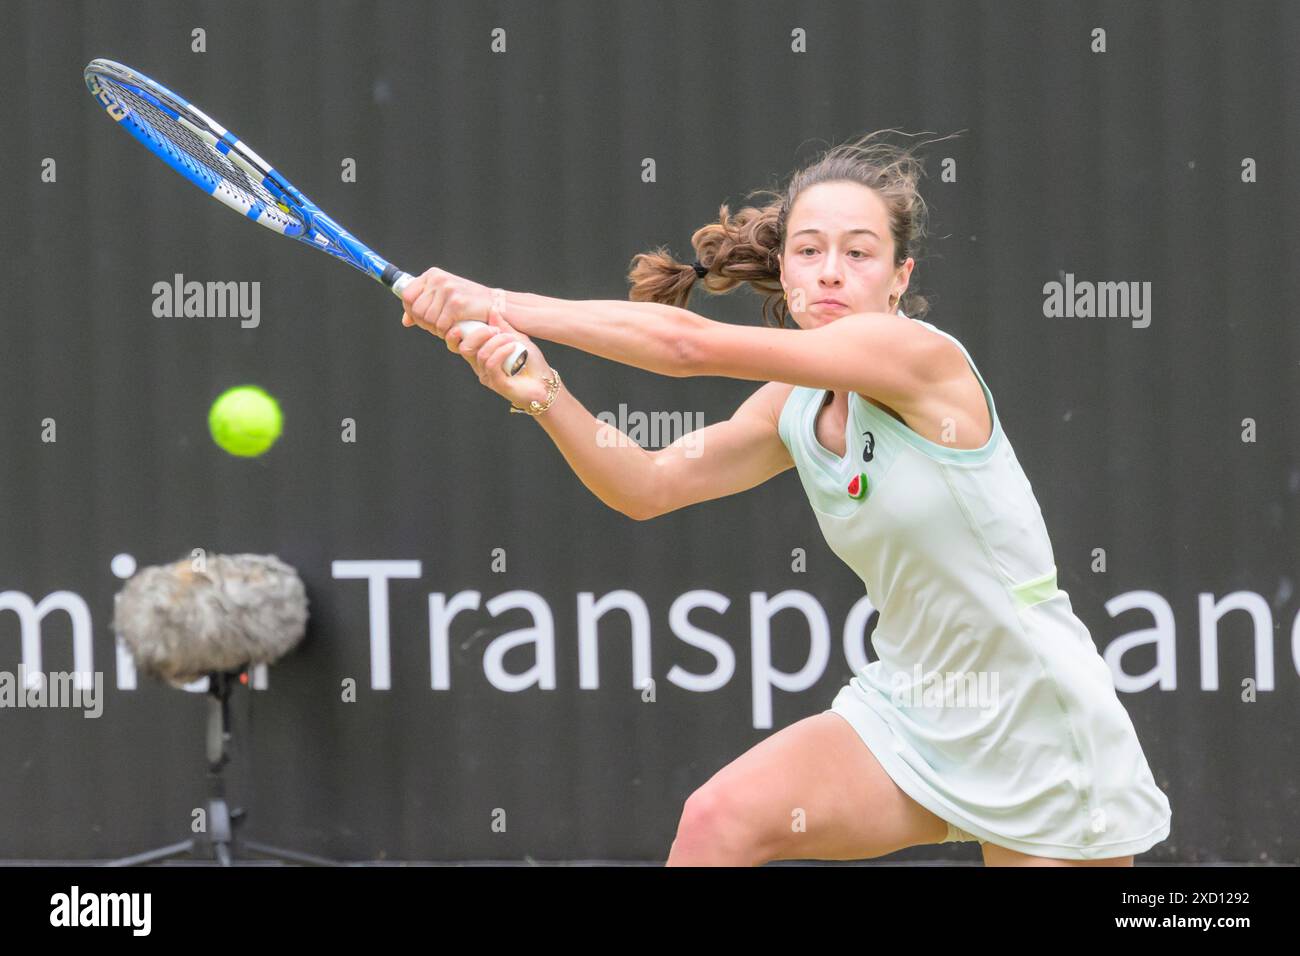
[412,306,796,520]
[504,291,943,407]
[505,292,700,378]
[525,378,794,521]
[400,271,943,407]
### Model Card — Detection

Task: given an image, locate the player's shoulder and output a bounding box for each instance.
[760,378,800,408]
[877,313,974,390]
[889,312,957,358]
[830,310,952,374]
[901,312,961,349]
[740,380,801,431]
[731,380,797,424]
[907,318,977,380]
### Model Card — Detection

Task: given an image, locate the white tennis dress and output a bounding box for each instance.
[776,316,1172,859]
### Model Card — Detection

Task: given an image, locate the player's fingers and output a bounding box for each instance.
[439,289,473,337]
[400,276,425,311]
[475,340,504,383]
[484,321,528,371]
[411,284,438,329]
[403,307,430,332]
[432,286,460,337]
[403,305,431,329]
[458,324,497,352]
[481,335,517,376]
[460,331,497,369]
[458,332,496,371]
[472,335,500,369]
[417,287,448,337]
[406,307,439,335]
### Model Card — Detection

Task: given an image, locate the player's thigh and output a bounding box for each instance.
[981,843,1134,867]
[681,710,950,862]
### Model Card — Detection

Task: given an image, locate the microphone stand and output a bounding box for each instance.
[106,668,337,866]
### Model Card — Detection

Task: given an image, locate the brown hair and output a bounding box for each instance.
[627,129,959,327]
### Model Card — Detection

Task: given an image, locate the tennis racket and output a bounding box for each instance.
[83,58,527,376]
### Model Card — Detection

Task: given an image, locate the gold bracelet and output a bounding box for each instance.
[509,368,562,416]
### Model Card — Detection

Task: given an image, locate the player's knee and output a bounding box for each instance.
[670,785,767,865]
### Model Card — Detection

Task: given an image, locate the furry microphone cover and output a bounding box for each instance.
[112,553,308,684]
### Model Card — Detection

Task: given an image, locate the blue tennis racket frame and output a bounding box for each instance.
[83,57,527,375]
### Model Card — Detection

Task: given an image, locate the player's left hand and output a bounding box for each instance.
[451,309,551,410]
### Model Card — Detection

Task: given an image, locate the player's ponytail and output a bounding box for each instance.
[627,199,787,326]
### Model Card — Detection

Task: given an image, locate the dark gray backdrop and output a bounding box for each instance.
[1,0,1296,863]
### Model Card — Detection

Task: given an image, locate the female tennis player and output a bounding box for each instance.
[398,132,1172,867]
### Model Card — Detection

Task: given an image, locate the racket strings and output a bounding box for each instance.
[103,78,298,225]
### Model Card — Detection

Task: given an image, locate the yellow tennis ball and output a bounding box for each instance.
[208,385,283,457]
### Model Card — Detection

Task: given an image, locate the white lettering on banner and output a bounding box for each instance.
[665,590,735,692]
[331,560,422,690]
[0,590,95,687]
[3,572,1299,729]
[749,590,833,729]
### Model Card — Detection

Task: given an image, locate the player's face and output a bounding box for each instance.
[779,181,912,329]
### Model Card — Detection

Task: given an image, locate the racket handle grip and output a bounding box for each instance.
[389,271,528,377]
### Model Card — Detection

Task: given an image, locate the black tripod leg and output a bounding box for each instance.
[239,841,339,866]
[105,840,197,867]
